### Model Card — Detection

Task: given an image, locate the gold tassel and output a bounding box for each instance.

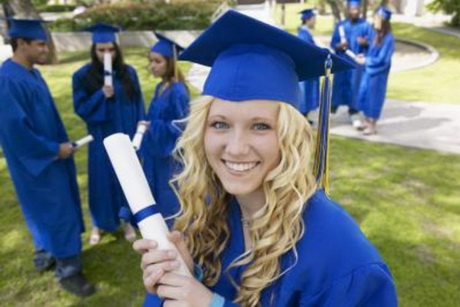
[313,54,333,193]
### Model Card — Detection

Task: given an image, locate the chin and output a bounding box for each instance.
[221,181,259,197]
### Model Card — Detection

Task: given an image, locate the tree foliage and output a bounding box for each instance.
[427,0,460,26]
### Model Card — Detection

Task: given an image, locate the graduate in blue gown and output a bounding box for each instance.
[138,33,189,221]
[72,23,144,244]
[356,7,395,135]
[330,0,373,128]
[297,9,320,122]
[134,11,397,306]
[0,18,94,296]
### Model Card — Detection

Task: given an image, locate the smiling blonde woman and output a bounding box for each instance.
[134,11,397,307]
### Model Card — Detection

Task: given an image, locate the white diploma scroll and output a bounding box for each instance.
[338,25,347,44]
[132,123,148,151]
[72,135,94,148]
[103,133,191,277]
[104,52,113,87]
[345,49,357,60]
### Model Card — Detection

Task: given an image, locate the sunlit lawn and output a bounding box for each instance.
[1,17,459,306]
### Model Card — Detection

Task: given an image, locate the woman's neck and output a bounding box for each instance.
[235,188,265,220]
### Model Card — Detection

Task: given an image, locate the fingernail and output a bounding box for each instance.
[168,250,177,258]
[171,260,180,269]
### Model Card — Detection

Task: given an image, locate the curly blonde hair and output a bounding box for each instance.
[172,96,316,305]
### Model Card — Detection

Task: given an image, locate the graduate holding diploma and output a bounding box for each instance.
[0,18,94,297]
[134,11,397,306]
[72,23,145,245]
[356,7,395,135]
[330,0,373,128]
[139,32,190,221]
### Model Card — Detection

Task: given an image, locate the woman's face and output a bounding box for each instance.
[374,14,382,31]
[204,99,281,198]
[149,51,168,78]
[95,42,116,64]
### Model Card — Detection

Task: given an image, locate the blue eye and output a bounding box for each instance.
[253,123,271,130]
[211,121,229,129]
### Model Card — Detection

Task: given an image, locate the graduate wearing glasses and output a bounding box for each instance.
[135,11,397,306]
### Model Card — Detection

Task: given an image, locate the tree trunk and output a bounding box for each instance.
[326,0,342,24]
[362,0,368,19]
[6,0,59,64]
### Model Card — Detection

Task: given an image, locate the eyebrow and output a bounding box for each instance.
[207,115,275,122]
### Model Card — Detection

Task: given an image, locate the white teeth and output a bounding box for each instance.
[225,161,257,172]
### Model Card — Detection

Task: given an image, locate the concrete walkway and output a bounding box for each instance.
[314,101,460,154]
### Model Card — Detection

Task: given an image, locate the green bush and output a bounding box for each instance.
[37,4,77,13]
[427,0,460,26]
[48,2,220,31]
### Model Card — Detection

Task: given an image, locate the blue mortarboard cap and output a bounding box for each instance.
[179,10,355,106]
[84,23,120,44]
[347,0,361,7]
[151,32,185,58]
[7,18,48,41]
[377,6,392,20]
[300,9,316,20]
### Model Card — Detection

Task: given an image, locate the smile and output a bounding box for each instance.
[223,160,259,172]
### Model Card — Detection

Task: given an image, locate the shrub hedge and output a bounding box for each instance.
[48,1,221,31]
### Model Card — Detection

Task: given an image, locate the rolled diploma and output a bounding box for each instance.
[103,133,191,277]
[72,135,94,148]
[132,123,148,151]
[338,25,347,44]
[345,49,357,60]
[104,52,113,87]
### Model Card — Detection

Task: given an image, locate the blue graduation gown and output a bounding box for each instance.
[72,64,145,231]
[144,189,397,306]
[297,26,320,115]
[331,18,373,109]
[140,81,189,220]
[0,59,84,258]
[357,32,395,120]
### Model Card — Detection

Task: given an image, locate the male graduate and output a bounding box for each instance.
[297,9,320,123]
[0,18,95,297]
[330,0,372,128]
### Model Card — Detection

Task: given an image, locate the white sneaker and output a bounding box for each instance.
[350,114,363,129]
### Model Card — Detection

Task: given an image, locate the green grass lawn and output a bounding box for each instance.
[1,33,459,306]
[278,3,460,104]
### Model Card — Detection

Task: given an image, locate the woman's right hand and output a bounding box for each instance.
[102,85,114,98]
[133,231,194,294]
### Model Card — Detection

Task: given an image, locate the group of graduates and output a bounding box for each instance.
[0,19,189,297]
[298,0,394,135]
[0,4,398,307]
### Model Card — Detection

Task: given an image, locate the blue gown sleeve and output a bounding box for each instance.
[72,67,108,123]
[300,263,398,306]
[0,80,59,176]
[145,84,189,157]
[366,35,395,76]
[330,23,342,51]
[298,29,313,44]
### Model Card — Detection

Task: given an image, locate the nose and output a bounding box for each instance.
[225,128,250,157]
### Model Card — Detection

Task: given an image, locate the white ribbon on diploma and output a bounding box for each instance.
[72,135,94,148]
[339,25,347,44]
[104,52,113,87]
[103,133,191,277]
